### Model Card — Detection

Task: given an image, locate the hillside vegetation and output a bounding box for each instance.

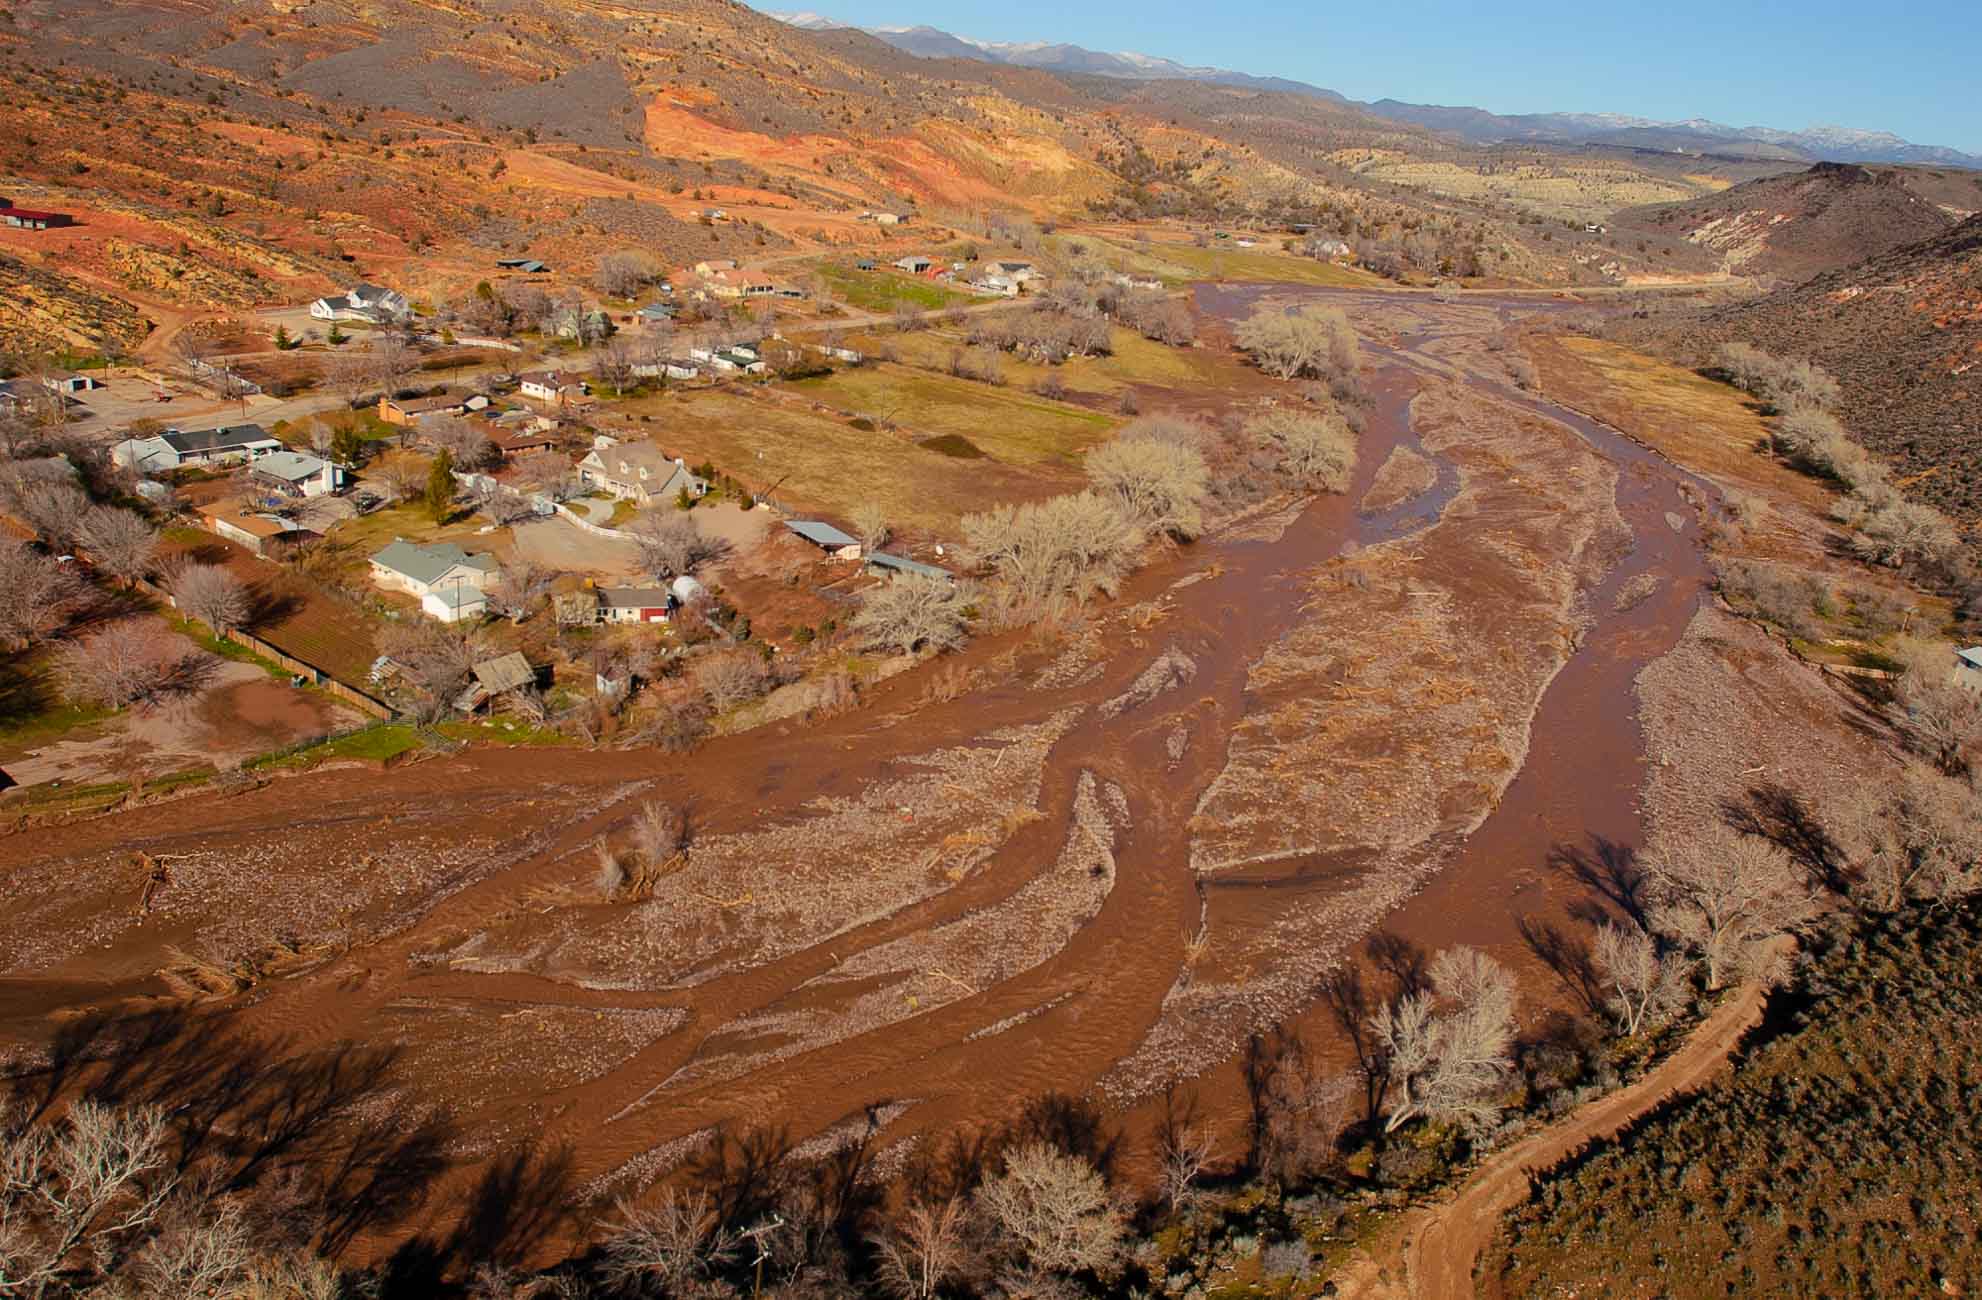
[1483,898,1982,1298]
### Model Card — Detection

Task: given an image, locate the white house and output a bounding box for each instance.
[111,424,282,472]
[598,587,674,624]
[575,441,708,506]
[973,274,1018,297]
[309,283,409,323]
[251,450,345,499]
[369,539,499,623]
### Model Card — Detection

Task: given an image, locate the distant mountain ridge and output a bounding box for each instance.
[767,11,1982,168]
[769,14,1347,100]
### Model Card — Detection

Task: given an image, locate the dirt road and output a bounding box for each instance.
[1337,974,1773,1300]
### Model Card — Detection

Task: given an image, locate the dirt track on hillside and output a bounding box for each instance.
[1328,972,1772,1300]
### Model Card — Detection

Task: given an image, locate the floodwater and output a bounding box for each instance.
[0,288,1719,1251]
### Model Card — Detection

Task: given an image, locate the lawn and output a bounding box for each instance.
[0,652,113,759]
[1087,237,1384,288]
[246,722,424,770]
[813,262,973,314]
[609,389,1079,531]
[788,364,1118,466]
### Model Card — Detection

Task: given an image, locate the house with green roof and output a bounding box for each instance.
[368,538,499,623]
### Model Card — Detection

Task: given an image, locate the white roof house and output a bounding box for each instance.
[251,450,346,498]
[309,283,409,323]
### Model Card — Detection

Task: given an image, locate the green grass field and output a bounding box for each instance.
[813,262,973,314]
[789,364,1117,466]
[1088,237,1384,287]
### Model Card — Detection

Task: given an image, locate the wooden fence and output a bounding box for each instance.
[136,578,398,720]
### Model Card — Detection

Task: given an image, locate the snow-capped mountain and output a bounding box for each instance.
[763,10,1980,168]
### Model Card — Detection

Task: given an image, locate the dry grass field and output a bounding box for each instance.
[1090,236,1386,287]
[1348,158,1713,224]
[844,322,1245,402]
[1525,334,1834,513]
[788,364,1119,465]
[612,387,1081,529]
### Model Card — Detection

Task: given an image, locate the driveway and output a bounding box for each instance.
[510,515,643,578]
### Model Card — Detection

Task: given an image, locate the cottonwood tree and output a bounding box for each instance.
[1084,434,1208,541]
[1831,762,1982,910]
[380,622,483,722]
[369,335,416,395]
[593,337,638,393]
[1643,826,1815,990]
[324,350,375,409]
[1248,409,1358,492]
[630,513,721,580]
[58,621,215,709]
[172,563,250,636]
[425,416,498,470]
[961,490,1142,613]
[596,248,663,299]
[9,479,90,550]
[0,1099,178,1296]
[0,539,84,648]
[975,1142,1127,1290]
[693,650,769,712]
[850,503,892,554]
[489,554,555,622]
[601,1190,739,1296]
[1591,922,1692,1037]
[515,450,577,501]
[1370,946,1517,1134]
[1890,639,1982,775]
[1234,302,1360,388]
[871,1195,969,1300]
[851,573,971,656]
[77,506,158,586]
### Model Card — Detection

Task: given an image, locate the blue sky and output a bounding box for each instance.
[781,0,1981,153]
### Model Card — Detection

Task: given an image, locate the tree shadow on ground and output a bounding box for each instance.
[1547,834,1647,929]
[1721,782,1850,894]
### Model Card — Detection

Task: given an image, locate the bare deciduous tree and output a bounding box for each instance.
[1644,826,1815,990]
[693,650,769,712]
[0,1099,178,1296]
[1831,762,1982,910]
[1234,302,1360,388]
[489,554,555,622]
[596,248,664,299]
[57,621,216,709]
[77,506,158,586]
[975,1142,1126,1289]
[1889,639,1982,776]
[1084,434,1208,541]
[1248,408,1358,492]
[9,479,90,550]
[379,622,483,722]
[369,335,417,396]
[871,1195,969,1300]
[851,573,971,656]
[593,337,638,393]
[601,1189,739,1296]
[630,799,688,866]
[1370,946,1517,1134]
[850,503,893,554]
[171,563,250,636]
[1591,921,1692,1037]
[425,415,498,470]
[0,539,85,649]
[629,513,722,581]
[961,490,1141,612]
[515,450,578,502]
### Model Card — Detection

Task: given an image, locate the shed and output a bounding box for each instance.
[784,520,859,551]
[865,552,951,581]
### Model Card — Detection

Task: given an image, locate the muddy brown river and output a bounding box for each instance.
[0,289,1716,1254]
